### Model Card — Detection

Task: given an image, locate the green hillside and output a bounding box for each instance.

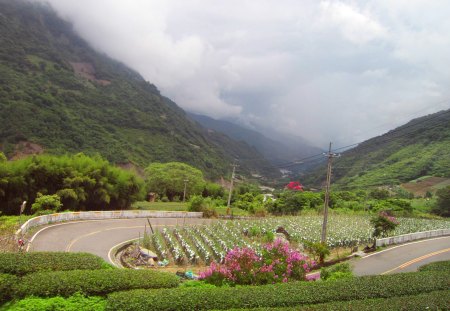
[0,0,278,178]
[303,109,450,189]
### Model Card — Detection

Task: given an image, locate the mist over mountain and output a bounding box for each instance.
[0,0,279,179]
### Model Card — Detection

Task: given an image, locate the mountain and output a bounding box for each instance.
[303,109,450,189]
[0,0,279,178]
[188,113,323,171]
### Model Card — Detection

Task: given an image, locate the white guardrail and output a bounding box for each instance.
[16,210,203,236]
[376,228,450,247]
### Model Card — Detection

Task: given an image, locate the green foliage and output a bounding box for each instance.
[304,242,330,264]
[0,252,110,276]
[432,185,450,216]
[31,193,62,213]
[320,262,352,281]
[13,269,179,298]
[0,154,144,215]
[1,294,106,311]
[222,290,450,310]
[105,271,448,310]
[418,260,450,272]
[0,273,18,304]
[187,195,217,217]
[267,191,323,215]
[369,188,390,200]
[145,162,205,201]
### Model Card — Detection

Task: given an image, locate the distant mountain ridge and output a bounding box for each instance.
[303,109,450,188]
[188,113,323,168]
[0,0,278,178]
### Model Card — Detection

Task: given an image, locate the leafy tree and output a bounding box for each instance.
[144,162,205,201]
[370,211,399,238]
[432,186,450,217]
[369,188,390,200]
[31,193,62,213]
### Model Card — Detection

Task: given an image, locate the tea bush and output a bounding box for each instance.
[13,269,179,298]
[106,271,448,310]
[0,252,111,276]
[0,273,17,304]
[418,260,450,272]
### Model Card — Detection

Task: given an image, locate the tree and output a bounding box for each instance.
[31,193,62,213]
[144,162,205,201]
[432,186,450,217]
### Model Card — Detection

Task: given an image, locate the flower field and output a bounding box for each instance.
[149,215,450,266]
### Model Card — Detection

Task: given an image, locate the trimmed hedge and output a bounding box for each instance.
[222,290,450,311]
[13,269,179,298]
[0,252,111,276]
[106,271,450,311]
[0,274,18,304]
[0,294,106,311]
[418,260,450,272]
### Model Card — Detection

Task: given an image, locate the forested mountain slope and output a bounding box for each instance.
[0,0,278,178]
[303,109,450,189]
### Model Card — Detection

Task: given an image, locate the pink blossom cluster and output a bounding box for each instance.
[379,211,399,224]
[199,238,315,286]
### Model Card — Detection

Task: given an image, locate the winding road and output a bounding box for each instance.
[29,218,450,275]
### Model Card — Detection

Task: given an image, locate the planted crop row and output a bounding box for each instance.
[0,252,111,276]
[105,271,449,310]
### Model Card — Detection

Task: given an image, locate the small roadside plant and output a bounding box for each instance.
[371,211,399,238]
[199,239,314,286]
[320,262,353,281]
[304,241,330,264]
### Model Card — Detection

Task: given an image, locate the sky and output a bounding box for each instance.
[41,0,450,148]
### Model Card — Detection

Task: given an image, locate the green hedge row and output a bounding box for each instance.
[13,269,179,298]
[0,252,111,276]
[0,274,18,304]
[0,294,106,311]
[418,260,450,272]
[106,271,449,311]
[222,290,450,311]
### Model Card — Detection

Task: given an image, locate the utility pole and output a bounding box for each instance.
[182,179,189,202]
[321,142,340,244]
[226,161,238,213]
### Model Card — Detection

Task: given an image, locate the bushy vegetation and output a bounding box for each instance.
[432,185,450,217]
[105,271,448,310]
[1,294,106,311]
[223,290,450,310]
[0,252,111,276]
[13,269,179,298]
[0,273,17,304]
[0,154,144,215]
[418,260,450,272]
[320,262,353,281]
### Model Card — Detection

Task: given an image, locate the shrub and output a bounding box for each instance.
[320,262,352,281]
[370,211,399,238]
[199,239,314,286]
[304,242,330,264]
[0,252,111,276]
[0,273,17,304]
[12,269,179,298]
[2,293,106,311]
[418,260,450,272]
[106,271,448,310]
[221,290,450,310]
[31,193,63,214]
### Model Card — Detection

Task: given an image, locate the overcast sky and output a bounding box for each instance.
[42,0,450,148]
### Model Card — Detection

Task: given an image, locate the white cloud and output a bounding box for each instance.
[41,0,450,148]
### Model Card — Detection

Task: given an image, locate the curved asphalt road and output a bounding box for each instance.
[30,218,450,275]
[350,236,450,275]
[29,218,212,263]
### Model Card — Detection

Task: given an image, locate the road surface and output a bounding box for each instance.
[350,236,450,275]
[30,218,450,274]
[29,218,211,263]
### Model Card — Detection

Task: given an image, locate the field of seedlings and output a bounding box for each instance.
[149,215,450,266]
